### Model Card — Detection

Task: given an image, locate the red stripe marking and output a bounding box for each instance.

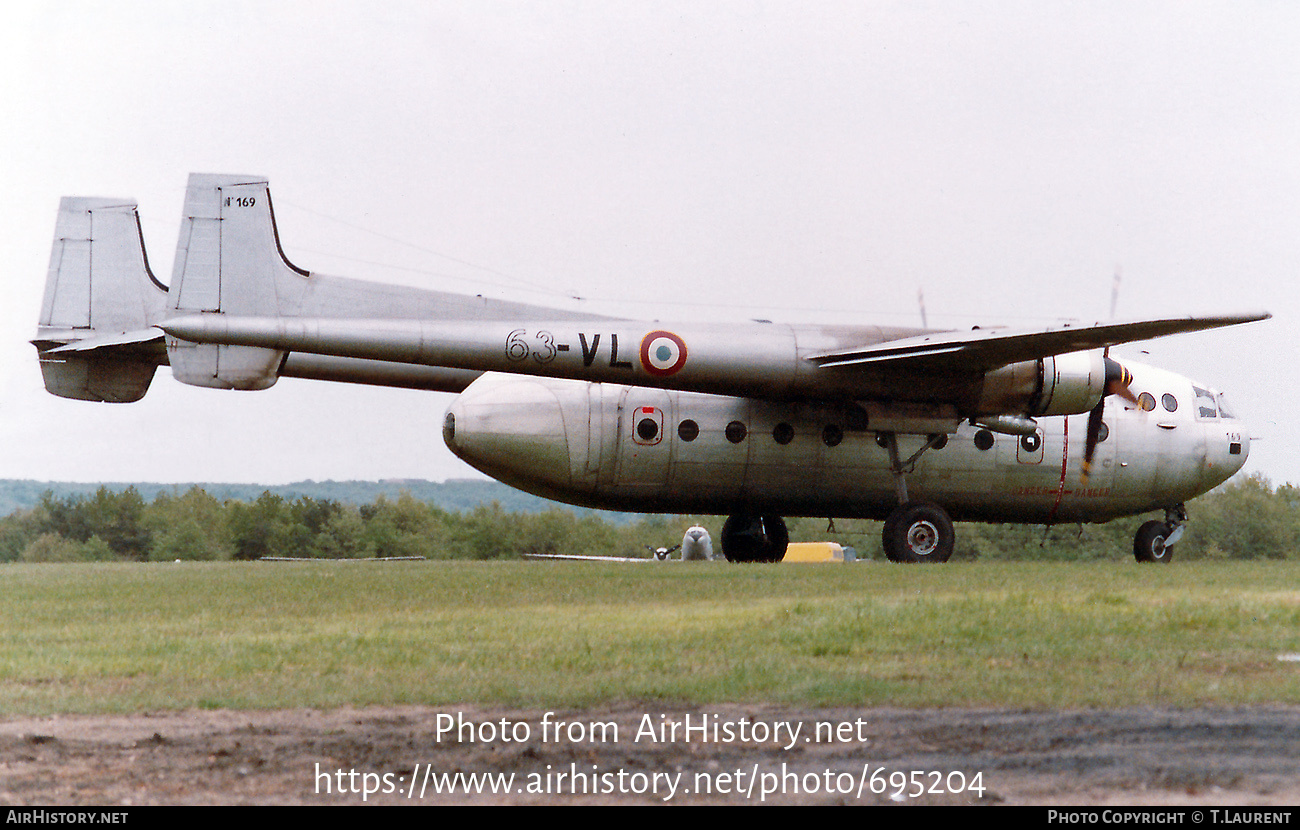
[1048,417,1069,526]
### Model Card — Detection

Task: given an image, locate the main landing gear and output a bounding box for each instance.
[1133,504,1186,564]
[882,501,955,563]
[879,432,956,563]
[720,514,789,563]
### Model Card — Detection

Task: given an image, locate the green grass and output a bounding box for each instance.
[4,560,1300,715]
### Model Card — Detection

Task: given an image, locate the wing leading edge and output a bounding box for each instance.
[808,312,1272,373]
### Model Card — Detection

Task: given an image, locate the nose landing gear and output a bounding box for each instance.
[1134,503,1186,563]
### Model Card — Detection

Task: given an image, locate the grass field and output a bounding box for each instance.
[4,560,1300,716]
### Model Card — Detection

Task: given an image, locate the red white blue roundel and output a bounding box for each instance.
[640,330,688,377]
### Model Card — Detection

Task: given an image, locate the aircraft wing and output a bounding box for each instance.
[808,312,1272,372]
[159,309,1272,410]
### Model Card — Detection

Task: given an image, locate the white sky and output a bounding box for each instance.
[2,1,1296,487]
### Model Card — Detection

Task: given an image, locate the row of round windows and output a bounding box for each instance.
[658,418,1114,453]
[1137,392,1178,413]
[646,388,1176,449]
[667,418,1036,451]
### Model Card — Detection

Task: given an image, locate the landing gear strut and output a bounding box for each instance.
[721,514,789,563]
[1134,503,1186,564]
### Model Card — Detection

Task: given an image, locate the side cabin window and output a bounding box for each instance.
[1193,386,1218,420]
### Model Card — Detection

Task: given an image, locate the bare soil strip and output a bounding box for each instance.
[2,705,1298,805]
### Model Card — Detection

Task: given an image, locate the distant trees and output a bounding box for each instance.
[0,473,1296,563]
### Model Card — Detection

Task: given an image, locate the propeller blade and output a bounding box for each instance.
[1082,353,1137,483]
[1081,399,1105,484]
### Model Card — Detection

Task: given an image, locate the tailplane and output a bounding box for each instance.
[35,173,612,400]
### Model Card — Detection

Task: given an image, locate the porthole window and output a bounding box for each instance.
[1137,392,1156,412]
[974,429,995,451]
[678,419,699,442]
[930,434,948,450]
[637,418,659,442]
[822,424,843,447]
[725,421,748,444]
[773,422,794,445]
[1097,421,1109,443]
[875,433,890,450]
[1161,393,1178,412]
[1020,432,1041,453]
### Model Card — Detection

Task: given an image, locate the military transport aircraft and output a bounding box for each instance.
[33,174,1269,564]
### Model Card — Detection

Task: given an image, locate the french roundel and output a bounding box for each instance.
[640,331,688,377]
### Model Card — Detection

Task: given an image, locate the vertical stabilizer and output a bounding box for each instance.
[39,197,168,339]
[166,174,299,389]
[33,198,168,402]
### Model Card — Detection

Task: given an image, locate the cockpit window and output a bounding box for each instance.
[1193,386,1218,420]
[1217,393,1237,420]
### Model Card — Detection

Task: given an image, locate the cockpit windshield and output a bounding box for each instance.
[1193,386,1218,420]
[1217,393,1237,420]
[1190,386,1241,421]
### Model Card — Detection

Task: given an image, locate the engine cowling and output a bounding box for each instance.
[975,351,1107,418]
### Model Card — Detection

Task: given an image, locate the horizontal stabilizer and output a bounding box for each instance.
[45,328,165,355]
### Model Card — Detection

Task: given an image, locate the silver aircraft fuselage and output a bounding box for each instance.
[444,361,1249,524]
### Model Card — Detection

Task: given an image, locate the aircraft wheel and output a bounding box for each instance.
[721,514,789,563]
[1134,520,1174,564]
[882,502,954,563]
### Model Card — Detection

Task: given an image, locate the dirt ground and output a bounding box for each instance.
[2,705,1299,805]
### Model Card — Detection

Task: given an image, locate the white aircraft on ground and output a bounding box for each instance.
[33,174,1269,563]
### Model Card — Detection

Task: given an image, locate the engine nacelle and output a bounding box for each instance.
[975,351,1107,418]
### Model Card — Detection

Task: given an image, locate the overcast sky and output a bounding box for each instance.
[2,1,1296,489]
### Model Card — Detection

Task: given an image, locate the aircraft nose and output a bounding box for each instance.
[443,375,574,491]
[1227,432,1250,475]
[1198,423,1251,493]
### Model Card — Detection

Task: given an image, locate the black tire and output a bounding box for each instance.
[1134,520,1174,563]
[721,514,789,563]
[882,502,954,563]
[881,508,905,563]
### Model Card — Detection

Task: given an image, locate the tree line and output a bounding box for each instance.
[1,473,1295,563]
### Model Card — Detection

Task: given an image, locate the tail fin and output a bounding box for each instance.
[32,197,168,402]
[168,174,311,316]
[164,174,299,389]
